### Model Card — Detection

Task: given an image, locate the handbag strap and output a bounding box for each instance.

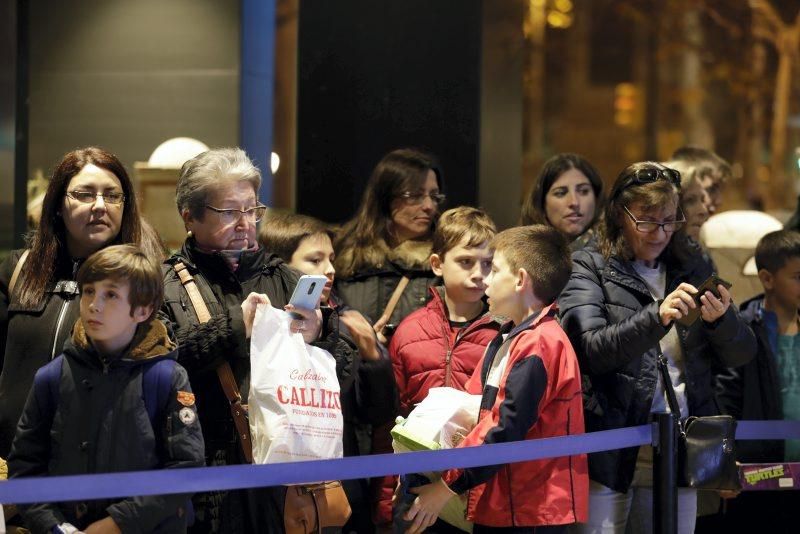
[8,249,30,296]
[656,350,683,421]
[373,276,410,334]
[172,262,253,463]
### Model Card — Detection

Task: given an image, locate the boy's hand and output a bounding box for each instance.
[659,283,697,326]
[404,478,456,534]
[84,516,122,534]
[699,284,731,324]
[340,310,381,361]
[284,304,323,344]
[241,292,271,338]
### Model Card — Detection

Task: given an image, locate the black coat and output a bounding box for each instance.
[0,250,83,458]
[8,320,204,534]
[558,246,756,492]
[160,240,299,450]
[716,294,785,462]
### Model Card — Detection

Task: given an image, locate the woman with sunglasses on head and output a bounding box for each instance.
[520,153,604,250]
[558,161,755,534]
[160,147,323,533]
[0,147,150,462]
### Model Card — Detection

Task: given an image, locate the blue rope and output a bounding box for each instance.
[1,420,797,505]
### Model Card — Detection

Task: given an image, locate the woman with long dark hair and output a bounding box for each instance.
[334,148,445,342]
[0,147,145,458]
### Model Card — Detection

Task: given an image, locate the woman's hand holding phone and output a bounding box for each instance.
[659,282,698,326]
[699,283,731,323]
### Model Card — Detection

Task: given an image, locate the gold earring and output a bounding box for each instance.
[187,230,193,237]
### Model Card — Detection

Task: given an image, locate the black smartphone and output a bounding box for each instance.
[675,273,732,327]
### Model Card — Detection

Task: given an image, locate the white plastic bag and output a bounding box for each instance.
[249,304,343,463]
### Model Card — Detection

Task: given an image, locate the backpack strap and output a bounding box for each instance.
[171,261,253,463]
[142,359,177,427]
[32,355,65,424]
[8,250,30,296]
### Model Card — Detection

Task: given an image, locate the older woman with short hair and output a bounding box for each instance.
[160,147,321,533]
[558,161,755,534]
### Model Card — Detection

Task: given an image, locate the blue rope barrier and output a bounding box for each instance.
[0,425,652,504]
[736,420,800,440]
[1,420,797,505]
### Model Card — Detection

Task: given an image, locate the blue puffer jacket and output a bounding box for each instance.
[558,246,756,493]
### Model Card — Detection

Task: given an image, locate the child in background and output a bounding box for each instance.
[259,213,398,534]
[8,245,204,534]
[715,230,800,532]
[404,225,588,534]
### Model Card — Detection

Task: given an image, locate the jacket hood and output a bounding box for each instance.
[68,318,177,364]
[739,293,765,322]
[336,238,433,278]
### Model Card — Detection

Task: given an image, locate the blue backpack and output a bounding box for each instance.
[34,355,176,428]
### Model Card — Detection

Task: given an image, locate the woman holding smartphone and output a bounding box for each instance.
[160,147,322,533]
[558,161,756,534]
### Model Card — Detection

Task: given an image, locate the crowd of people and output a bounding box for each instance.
[0,144,797,534]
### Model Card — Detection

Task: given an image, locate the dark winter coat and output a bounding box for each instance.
[716,294,786,462]
[334,239,439,336]
[558,246,756,493]
[160,239,299,451]
[8,319,204,534]
[0,250,83,457]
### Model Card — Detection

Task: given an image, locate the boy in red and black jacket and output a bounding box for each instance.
[405,225,588,534]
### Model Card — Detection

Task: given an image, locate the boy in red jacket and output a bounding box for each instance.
[405,225,588,534]
[375,206,501,529]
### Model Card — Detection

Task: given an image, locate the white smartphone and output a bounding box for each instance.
[288,275,328,311]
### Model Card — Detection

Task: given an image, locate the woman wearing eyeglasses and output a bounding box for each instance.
[0,147,148,462]
[159,147,322,533]
[333,148,444,530]
[558,161,755,534]
[334,148,445,344]
[520,153,604,249]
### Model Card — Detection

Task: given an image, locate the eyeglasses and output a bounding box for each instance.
[623,206,685,234]
[612,167,681,199]
[66,190,125,205]
[205,204,267,224]
[398,191,446,206]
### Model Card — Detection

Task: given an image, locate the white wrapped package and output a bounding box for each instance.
[396,387,481,450]
[249,304,343,464]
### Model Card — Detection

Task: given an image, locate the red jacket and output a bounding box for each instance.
[373,287,500,525]
[390,287,501,416]
[444,303,589,527]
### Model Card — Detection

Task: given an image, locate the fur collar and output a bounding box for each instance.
[72,319,176,361]
[336,238,433,279]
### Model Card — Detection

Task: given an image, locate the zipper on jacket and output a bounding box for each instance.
[50,300,71,360]
[441,318,478,388]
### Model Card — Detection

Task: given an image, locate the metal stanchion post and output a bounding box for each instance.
[653,412,678,534]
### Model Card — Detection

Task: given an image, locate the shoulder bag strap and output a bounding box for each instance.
[656,349,683,420]
[372,275,410,335]
[172,262,253,463]
[8,249,30,296]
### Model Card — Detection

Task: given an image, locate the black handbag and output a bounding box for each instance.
[656,353,740,490]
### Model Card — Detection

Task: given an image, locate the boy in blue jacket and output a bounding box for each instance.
[9,245,204,534]
[715,230,800,532]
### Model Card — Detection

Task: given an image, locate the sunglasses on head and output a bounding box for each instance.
[612,167,681,199]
